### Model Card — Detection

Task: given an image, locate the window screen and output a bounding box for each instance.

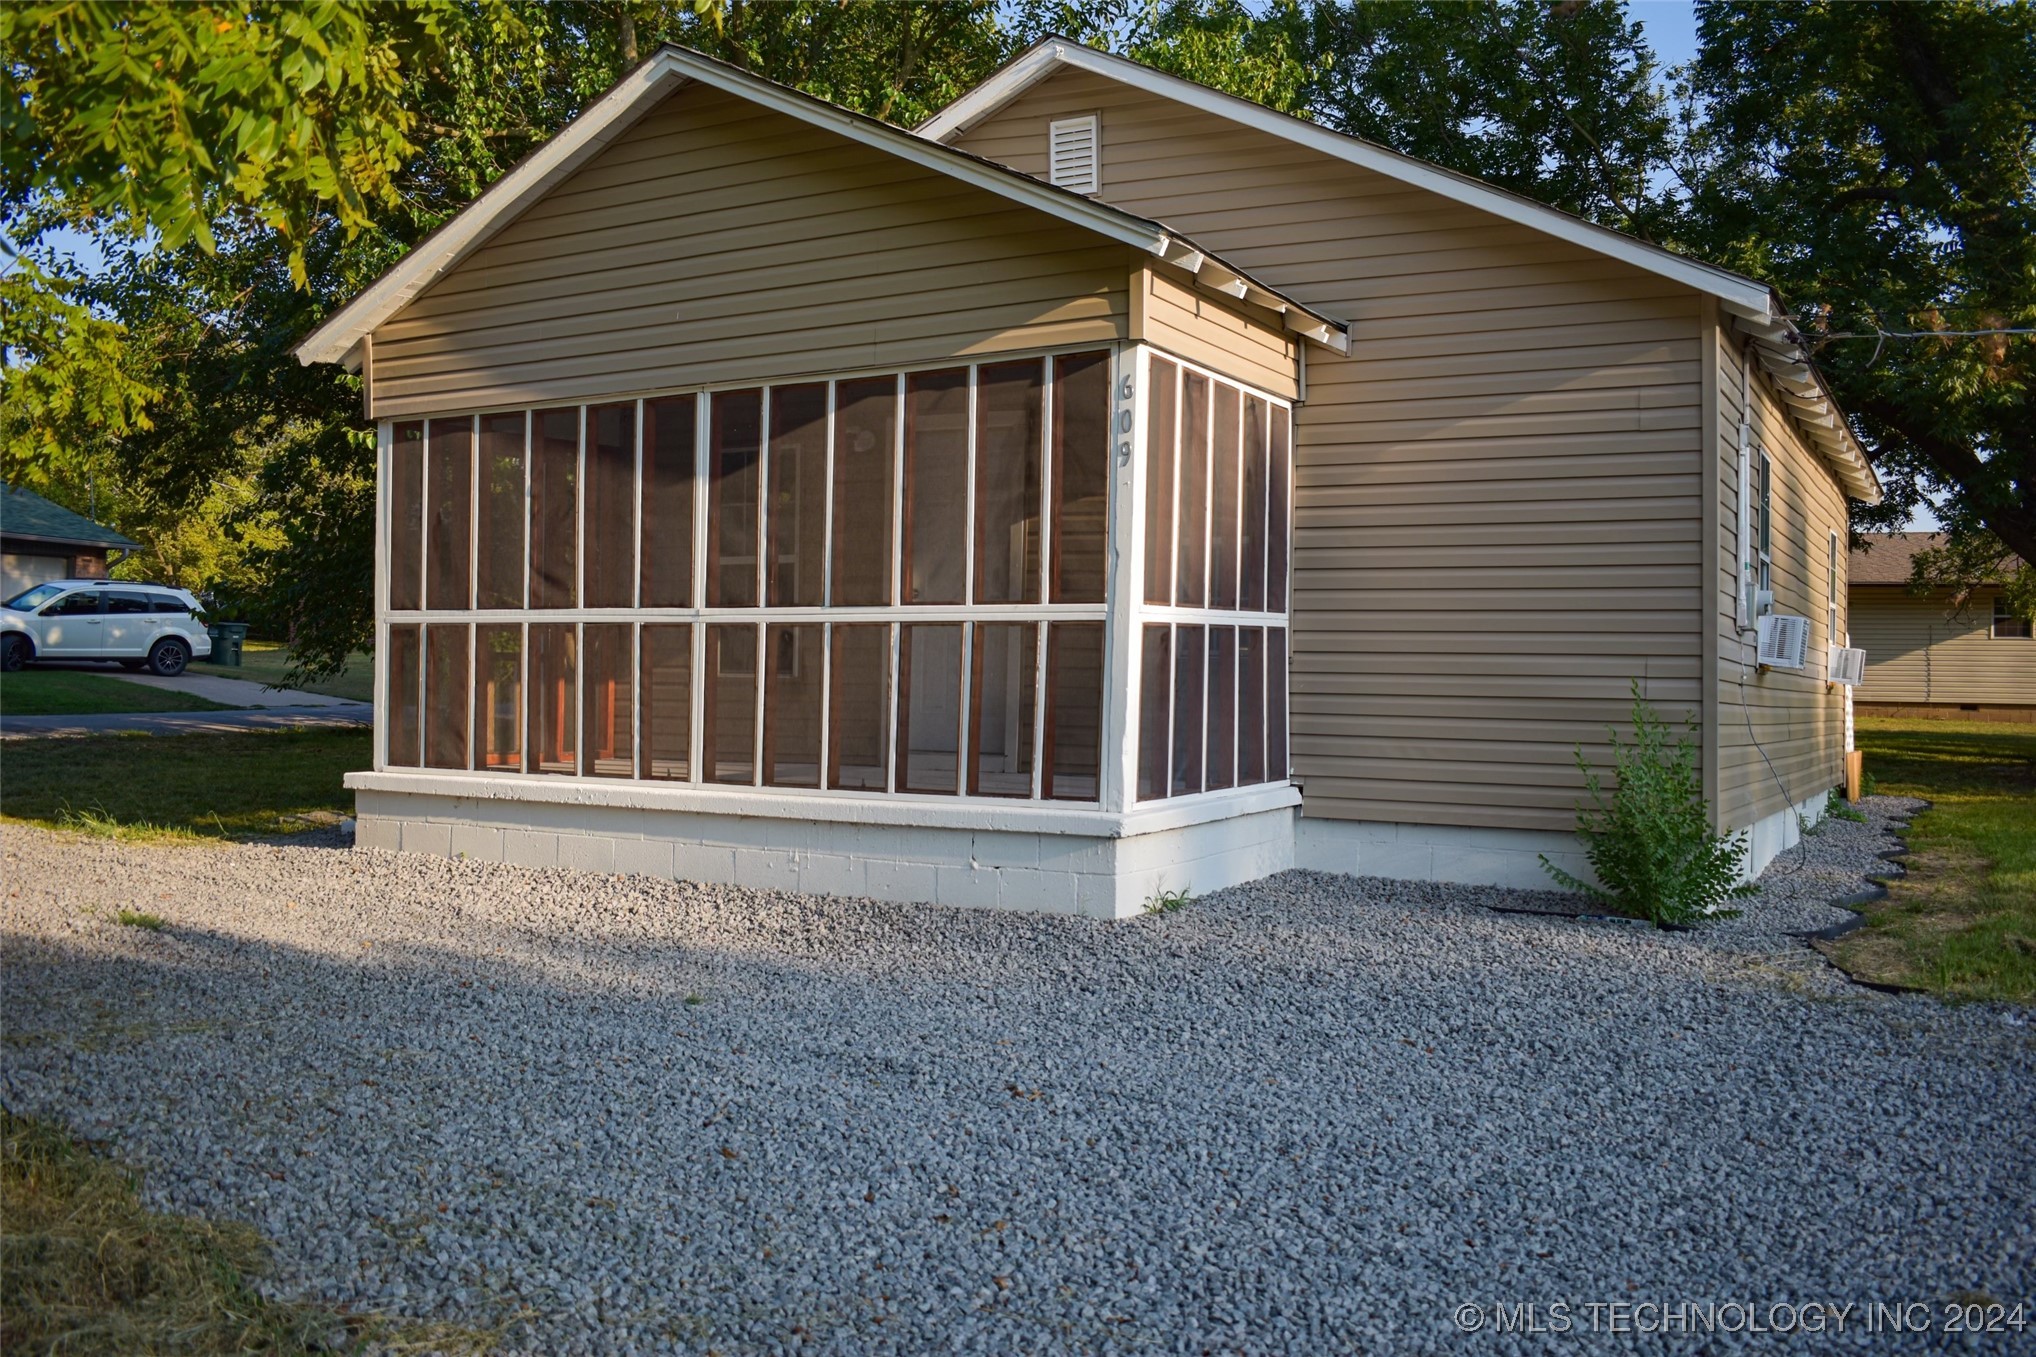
[832,377,897,607]
[531,409,578,609]
[763,622,822,787]
[766,384,827,608]
[1209,385,1240,611]
[1176,371,1209,607]
[828,624,890,791]
[639,624,692,780]
[426,418,473,611]
[904,370,969,605]
[386,623,421,767]
[476,412,526,609]
[975,360,1043,604]
[1144,358,1177,606]
[641,395,696,608]
[1171,624,1205,796]
[898,623,962,794]
[474,623,522,771]
[969,622,1038,798]
[581,622,633,778]
[584,403,637,609]
[703,623,757,785]
[424,623,470,770]
[1137,625,1172,802]
[1206,625,1236,791]
[528,623,576,775]
[708,390,762,608]
[1238,626,1265,785]
[1240,397,1269,613]
[1050,351,1110,604]
[1043,621,1103,802]
[390,421,424,610]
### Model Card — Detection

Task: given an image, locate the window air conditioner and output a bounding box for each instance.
[1828,646,1867,686]
[1756,613,1810,670]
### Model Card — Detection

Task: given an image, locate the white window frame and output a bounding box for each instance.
[1993,595,2033,640]
[375,343,1127,812]
[1123,345,1295,809]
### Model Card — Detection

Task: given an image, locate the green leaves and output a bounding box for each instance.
[1681,1,2036,565]
[1541,683,1757,927]
[0,259,158,487]
[0,1,475,281]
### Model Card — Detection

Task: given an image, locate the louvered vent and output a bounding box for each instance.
[1049,115,1099,194]
[1756,614,1810,670]
[1828,646,1867,686]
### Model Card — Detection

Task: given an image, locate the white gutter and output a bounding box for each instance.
[297,46,1348,370]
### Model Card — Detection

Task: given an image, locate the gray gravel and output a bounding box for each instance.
[3,796,2031,1355]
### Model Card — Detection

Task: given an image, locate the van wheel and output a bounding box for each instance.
[147,638,190,677]
[1,635,28,672]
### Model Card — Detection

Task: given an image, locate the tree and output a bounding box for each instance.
[1124,1,1679,239]
[1681,1,2036,596]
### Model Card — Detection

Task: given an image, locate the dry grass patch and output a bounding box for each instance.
[1,1109,495,1355]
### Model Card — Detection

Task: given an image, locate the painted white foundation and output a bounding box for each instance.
[346,773,1297,921]
[1735,786,1833,881]
[1293,817,1591,891]
[346,772,1836,917]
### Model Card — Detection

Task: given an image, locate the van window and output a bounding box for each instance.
[106,592,153,614]
[43,591,103,617]
[152,598,189,614]
[5,584,66,611]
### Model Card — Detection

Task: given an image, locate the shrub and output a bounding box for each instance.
[1540,683,1757,927]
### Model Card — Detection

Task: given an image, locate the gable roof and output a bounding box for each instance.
[921,37,1881,505]
[0,485,139,551]
[294,44,1347,371]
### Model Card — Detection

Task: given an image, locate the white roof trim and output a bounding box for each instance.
[296,46,1345,369]
[922,38,1875,500]
[919,39,1774,315]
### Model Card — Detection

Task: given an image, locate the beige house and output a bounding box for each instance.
[1849,533,2033,721]
[296,42,1882,916]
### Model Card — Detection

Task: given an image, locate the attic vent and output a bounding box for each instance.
[1049,115,1099,194]
[1756,614,1810,670]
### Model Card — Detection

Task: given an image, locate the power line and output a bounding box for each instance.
[1808,327,2036,340]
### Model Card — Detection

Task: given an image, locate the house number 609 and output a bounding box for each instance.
[1116,373,1136,463]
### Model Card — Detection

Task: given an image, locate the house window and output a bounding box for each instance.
[1995,596,2033,639]
[1756,449,1772,604]
[380,348,1129,805]
[1827,530,1842,650]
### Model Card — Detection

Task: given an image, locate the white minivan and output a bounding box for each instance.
[1,580,213,676]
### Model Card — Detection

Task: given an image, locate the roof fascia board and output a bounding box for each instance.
[920,40,1774,318]
[297,47,1182,369]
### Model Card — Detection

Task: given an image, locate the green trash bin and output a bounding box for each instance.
[207,622,248,667]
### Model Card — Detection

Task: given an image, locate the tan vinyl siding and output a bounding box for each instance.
[1135,264,1298,397]
[369,84,1131,419]
[955,69,1705,833]
[1711,334,1849,828]
[1850,589,2036,706]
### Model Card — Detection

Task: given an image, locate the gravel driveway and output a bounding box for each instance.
[4,800,2031,1355]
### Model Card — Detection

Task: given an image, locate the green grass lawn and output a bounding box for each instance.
[1824,718,2036,1004]
[0,669,241,717]
[189,640,373,703]
[0,727,370,841]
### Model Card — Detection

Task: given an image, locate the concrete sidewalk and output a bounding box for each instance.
[100,668,365,710]
[1,705,372,739]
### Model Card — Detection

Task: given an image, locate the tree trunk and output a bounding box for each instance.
[619,7,638,67]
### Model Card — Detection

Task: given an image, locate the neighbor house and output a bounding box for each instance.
[1,485,139,600]
[1849,532,2033,722]
[295,41,1881,917]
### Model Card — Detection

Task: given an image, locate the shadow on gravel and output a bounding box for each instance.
[4,834,2031,1354]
